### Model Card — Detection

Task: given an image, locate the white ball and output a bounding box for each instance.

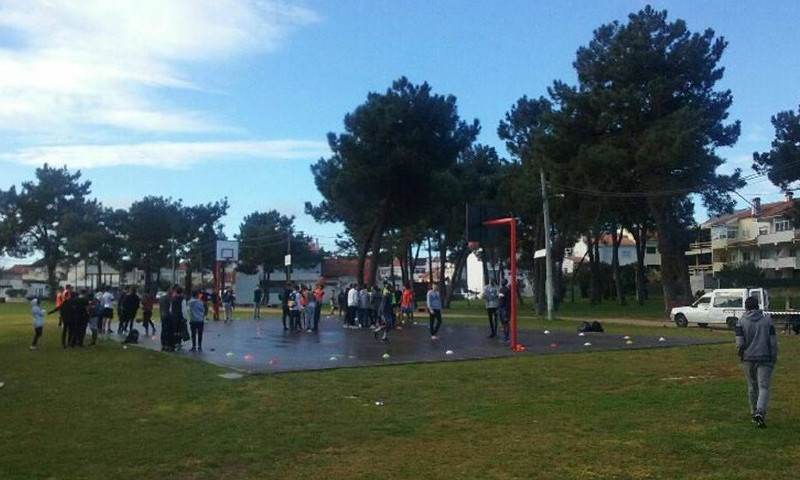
[445,350,454,355]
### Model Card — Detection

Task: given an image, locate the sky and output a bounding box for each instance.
[1,0,799,267]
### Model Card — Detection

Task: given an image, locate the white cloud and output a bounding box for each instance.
[745,124,770,143]
[0,0,318,135]
[1,140,330,170]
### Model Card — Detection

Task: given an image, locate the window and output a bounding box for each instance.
[693,295,711,308]
[713,294,743,309]
[775,219,791,232]
[742,251,751,262]
[646,246,657,254]
[727,227,738,239]
[759,226,769,235]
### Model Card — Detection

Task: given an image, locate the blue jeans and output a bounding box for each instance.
[305,302,316,329]
[741,361,774,415]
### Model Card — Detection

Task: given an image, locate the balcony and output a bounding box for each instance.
[688,264,713,275]
[757,229,795,245]
[759,257,798,270]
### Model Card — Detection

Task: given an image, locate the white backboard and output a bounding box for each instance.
[216,240,239,262]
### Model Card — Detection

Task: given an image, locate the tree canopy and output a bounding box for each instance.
[4,164,93,294]
[539,6,744,309]
[753,103,800,189]
[308,76,480,283]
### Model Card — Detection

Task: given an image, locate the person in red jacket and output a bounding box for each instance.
[400,283,414,325]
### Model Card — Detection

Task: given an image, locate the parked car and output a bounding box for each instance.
[669,287,796,329]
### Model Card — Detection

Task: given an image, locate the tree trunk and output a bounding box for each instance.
[184,261,193,293]
[444,243,468,308]
[46,253,59,301]
[368,227,384,286]
[399,241,409,286]
[648,198,692,315]
[610,228,626,306]
[356,223,376,286]
[438,241,447,298]
[265,270,271,305]
[587,233,602,305]
[143,257,152,293]
[427,237,434,285]
[630,224,648,306]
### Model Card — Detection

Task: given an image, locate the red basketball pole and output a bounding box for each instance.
[483,217,524,352]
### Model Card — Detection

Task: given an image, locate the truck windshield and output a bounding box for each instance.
[713,294,743,308]
[693,296,711,307]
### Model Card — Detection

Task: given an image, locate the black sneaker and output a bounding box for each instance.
[753,413,766,428]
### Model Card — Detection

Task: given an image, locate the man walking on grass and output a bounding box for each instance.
[736,296,778,428]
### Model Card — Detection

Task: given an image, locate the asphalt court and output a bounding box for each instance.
[116,316,729,374]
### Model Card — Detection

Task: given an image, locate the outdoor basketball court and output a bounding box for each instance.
[117,316,728,374]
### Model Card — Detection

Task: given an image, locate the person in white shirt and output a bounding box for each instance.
[346,284,359,328]
[101,287,115,334]
[30,298,44,349]
[481,280,500,338]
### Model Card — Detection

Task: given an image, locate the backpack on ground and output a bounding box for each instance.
[578,321,604,333]
[124,328,140,344]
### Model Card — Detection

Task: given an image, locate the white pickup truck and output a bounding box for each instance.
[671,288,771,329]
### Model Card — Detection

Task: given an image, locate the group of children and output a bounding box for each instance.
[30,284,155,350]
[331,282,443,342]
[280,282,326,332]
[481,279,512,343]
[31,280,448,349]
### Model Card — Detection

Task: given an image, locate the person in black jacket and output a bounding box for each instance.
[159,287,174,351]
[71,290,91,347]
[170,287,187,351]
[121,287,141,333]
[281,282,292,331]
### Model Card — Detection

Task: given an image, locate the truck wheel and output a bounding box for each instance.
[726,317,737,329]
[674,314,688,328]
[698,323,708,328]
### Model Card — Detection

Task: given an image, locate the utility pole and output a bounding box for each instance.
[171,236,176,284]
[540,167,554,320]
[286,228,292,284]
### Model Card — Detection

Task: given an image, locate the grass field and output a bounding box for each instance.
[1,300,799,480]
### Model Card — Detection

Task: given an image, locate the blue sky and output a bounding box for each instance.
[1,0,798,266]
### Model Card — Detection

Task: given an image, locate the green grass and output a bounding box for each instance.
[2,300,800,479]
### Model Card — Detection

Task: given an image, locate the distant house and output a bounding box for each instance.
[563,233,661,274]
[1,263,49,299]
[686,194,799,291]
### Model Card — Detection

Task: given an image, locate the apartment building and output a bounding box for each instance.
[687,193,797,290]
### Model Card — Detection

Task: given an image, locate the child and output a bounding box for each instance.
[188,291,206,352]
[88,294,103,346]
[30,298,44,349]
[222,289,235,324]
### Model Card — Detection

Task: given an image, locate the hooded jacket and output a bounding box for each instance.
[735,309,778,364]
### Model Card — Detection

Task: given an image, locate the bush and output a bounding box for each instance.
[5,288,28,298]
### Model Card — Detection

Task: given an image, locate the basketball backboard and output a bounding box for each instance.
[216,240,239,262]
